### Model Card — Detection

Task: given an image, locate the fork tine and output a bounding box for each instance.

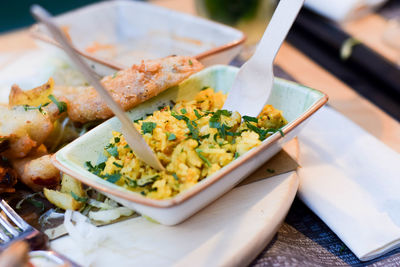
[0,199,30,230]
[0,213,20,237]
[0,226,11,242]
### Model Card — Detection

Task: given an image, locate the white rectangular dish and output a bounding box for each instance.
[30,0,245,75]
[52,65,328,225]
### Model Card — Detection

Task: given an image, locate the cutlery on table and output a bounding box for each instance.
[223,0,305,117]
[31,5,165,171]
[0,199,80,266]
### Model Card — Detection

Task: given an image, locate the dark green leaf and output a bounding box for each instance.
[141,122,157,134]
[113,162,123,168]
[195,148,211,167]
[106,146,119,157]
[137,175,159,187]
[71,192,88,203]
[104,173,121,183]
[242,115,258,123]
[124,178,137,188]
[194,109,202,119]
[166,132,176,141]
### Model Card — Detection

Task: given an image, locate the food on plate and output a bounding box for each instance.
[53,55,203,123]
[0,55,202,194]
[11,144,60,191]
[0,157,18,193]
[44,173,86,210]
[86,88,287,200]
[1,78,65,159]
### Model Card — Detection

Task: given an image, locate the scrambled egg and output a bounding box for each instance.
[86,88,287,200]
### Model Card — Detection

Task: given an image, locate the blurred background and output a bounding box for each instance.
[0,0,102,33]
[0,0,399,120]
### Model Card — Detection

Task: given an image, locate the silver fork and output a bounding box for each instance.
[0,199,80,266]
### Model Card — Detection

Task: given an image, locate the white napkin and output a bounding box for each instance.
[304,0,388,22]
[297,106,400,261]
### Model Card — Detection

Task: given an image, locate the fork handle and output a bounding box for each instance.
[253,0,304,63]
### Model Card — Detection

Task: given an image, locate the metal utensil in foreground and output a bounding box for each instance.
[31,5,164,171]
[0,199,80,266]
[223,0,304,117]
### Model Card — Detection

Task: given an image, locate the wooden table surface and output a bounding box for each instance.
[0,0,398,153]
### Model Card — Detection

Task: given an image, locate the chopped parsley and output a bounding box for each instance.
[195,148,211,167]
[246,123,282,141]
[48,94,67,113]
[194,109,203,119]
[188,59,193,66]
[172,173,179,181]
[71,192,88,203]
[201,86,209,91]
[242,115,258,123]
[141,122,157,134]
[23,102,50,114]
[104,173,121,183]
[137,175,159,187]
[106,146,119,157]
[171,111,199,140]
[113,162,123,168]
[180,108,187,114]
[166,132,176,141]
[85,161,105,175]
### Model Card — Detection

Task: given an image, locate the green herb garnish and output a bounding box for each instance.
[246,123,282,141]
[180,108,187,114]
[195,148,211,167]
[106,146,119,157]
[166,132,177,141]
[23,102,50,114]
[104,173,121,183]
[85,161,105,175]
[48,94,67,113]
[71,192,88,203]
[141,122,157,134]
[172,173,179,181]
[194,109,203,119]
[188,59,193,66]
[137,175,159,187]
[242,115,258,123]
[113,162,123,168]
[172,112,200,140]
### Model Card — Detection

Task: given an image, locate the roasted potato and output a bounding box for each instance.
[44,188,83,210]
[9,78,54,107]
[60,174,85,198]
